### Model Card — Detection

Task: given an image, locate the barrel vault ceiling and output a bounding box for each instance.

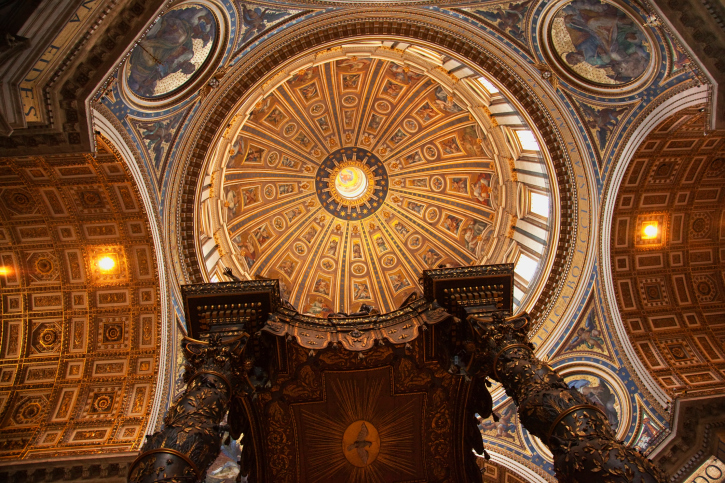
[0,0,723,481]
[0,137,164,462]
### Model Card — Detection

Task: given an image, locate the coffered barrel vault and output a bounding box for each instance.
[0,136,163,461]
[609,109,725,396]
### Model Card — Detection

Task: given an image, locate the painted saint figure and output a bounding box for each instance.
[239,4,291,44]
[128,6,215,97]
[568,376,620,430]
[472,173,492,206]
[556,0,651,83]
[353,282,371,300]
[478,404,517,439]
[327,239,339,256]
[313,278,330,295]
[352,242,363,259]
[278,259,295,278]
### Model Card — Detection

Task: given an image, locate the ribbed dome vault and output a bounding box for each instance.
[199,44,557,317]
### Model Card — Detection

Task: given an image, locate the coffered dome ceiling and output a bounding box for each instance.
[199,47,557,316]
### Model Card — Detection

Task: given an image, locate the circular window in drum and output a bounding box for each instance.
[123,2,225,105]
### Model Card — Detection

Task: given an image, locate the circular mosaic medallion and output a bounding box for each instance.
[375,100,391,113]
[321,258,336,271]
[403,119,418,132]
[315,147,388,220]
[382,255,396,267]
[273,216,285,231]
[424,145,437,160]
[547,0,653,88]
[294,242,306,255]
[124,2,221,101]
[283,123,297,137]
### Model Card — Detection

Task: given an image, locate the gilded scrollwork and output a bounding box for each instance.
[261,297,449,351]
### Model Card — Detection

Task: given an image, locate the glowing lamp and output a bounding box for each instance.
[98,256,116,271]
[0,266,10,276]
[642,222,659,240]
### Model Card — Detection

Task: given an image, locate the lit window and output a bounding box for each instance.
[477,77,499,94]
[515,253,538,282]
[408,46,441,63]
[515,130,539,151]
[210,273,220,283]
[530,192,549,218]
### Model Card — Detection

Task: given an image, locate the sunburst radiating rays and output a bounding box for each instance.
[222,57,499,316]
[295,369,422,483]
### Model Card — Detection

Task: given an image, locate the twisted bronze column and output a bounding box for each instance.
[469,312,664,483]
[129,334,248,483]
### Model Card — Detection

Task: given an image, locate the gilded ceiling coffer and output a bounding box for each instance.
[128,335,249,483]
[127,267,665,483]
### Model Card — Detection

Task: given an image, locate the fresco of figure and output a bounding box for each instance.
[566,311,606,352]
[239,4,291,45]
[556,0,650,84]
[567,375,620,430]
[478,404,517,440]
[579,103,628,150]
[224,188,239,219]
[128,6,216,98]
[234,234,256,268]
[306,297,333,318]
[463,220,488,253]
[473,2,530,43]
[471,173,492,206]
[137,118,175,164]
[353,282,371,300]
[313,278,330,295]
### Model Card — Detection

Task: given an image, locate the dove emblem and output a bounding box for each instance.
[342,420,380,467]
[347,422,372,464]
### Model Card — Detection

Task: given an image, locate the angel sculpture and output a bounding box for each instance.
[566,313,605,352]
[478,404,516,439]
[347,422,373,465]
[240,4,290,44]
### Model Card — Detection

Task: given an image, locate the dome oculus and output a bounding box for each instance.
[335,167,367,200]
[316,148,388,220]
